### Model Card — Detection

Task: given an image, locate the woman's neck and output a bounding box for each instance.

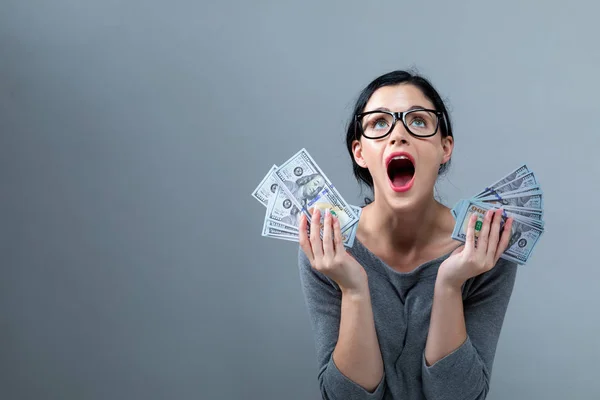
[358,195,452,259]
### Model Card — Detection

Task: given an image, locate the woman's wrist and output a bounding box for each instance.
[340,273,370,299]
[436,265,465,291]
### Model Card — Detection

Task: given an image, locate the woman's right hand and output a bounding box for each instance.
[299,208,368,295]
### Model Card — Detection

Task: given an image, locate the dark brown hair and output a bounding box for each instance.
[345,70,454,201]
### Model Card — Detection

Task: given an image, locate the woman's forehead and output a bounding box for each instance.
[365,84,434,112]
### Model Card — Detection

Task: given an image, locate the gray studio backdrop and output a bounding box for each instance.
[1,1,599,399]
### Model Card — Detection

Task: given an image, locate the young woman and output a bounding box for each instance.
[298,70,517,400]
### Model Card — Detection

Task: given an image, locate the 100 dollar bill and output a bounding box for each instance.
[262,202,362,248]
[251,164,279,207]
[264,185,303,231]
[480,172,539,198]
[274,148,359,233]
[263,219,299,236]
[475,164,530,198]
[478,191,544,210]
[258,168,362,248]
[452,200,544,265]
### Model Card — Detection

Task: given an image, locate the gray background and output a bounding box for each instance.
[1,1,598,399]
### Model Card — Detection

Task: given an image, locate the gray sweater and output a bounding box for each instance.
[297,238,517,400]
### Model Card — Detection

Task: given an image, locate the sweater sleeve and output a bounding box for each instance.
[297,248,387,400]
[421,258,518,400]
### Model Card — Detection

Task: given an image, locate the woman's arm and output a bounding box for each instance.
[298,210,386,399]
[333,282,384,392]
[422,210,518,400]
[298,248,386,400]
[424,279,467,367]
[421,259,517,400]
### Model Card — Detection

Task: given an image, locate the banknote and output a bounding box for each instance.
[262,204,362,248]
[477,192,544,210]
[458,200,544,229]
[474,164,530,198]
[452,200,544,265]
[253,162,362,248]
[263,229,299,242]
[498,208,544,228]
[337,205,362,248]
[479,172,539,199]
[451,164,545,265]
[261,201,362,248]
[453,167,544,218]
[500,208,543,220]
[252,164,280,207]
[342,206,361,247]
[501,205,544,217]
[486,187,541,199]
[264,185,303,231]
[263,218,300,235]
[274,148,359,234]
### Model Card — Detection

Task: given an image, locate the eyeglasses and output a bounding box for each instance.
[355,109,443,139]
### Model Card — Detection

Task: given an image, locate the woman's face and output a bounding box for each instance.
[352,84,453,210]
[302,175,325,198]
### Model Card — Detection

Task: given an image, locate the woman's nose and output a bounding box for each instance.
[389,122,410,145]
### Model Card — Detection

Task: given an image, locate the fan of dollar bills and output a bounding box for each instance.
[450,164,545,265]
[251,148,361,248]
[252,149,544,265]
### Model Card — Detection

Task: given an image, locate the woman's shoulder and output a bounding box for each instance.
[462,257,519,302]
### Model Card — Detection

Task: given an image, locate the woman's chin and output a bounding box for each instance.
[382,186,421,210]
[387,196,420,211]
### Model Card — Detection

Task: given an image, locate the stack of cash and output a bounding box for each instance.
[251,148,361,248]
[252,151,545,264]
[450,164,545,265]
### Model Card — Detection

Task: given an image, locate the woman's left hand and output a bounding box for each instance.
[438,208,514,289]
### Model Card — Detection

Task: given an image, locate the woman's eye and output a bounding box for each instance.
[373,119,389,129]
[411,118,426,127]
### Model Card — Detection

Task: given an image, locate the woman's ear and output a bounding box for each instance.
[352,139,368,168]
[440,135,454,165]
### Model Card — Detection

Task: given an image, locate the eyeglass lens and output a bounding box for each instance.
[359,110,438,138]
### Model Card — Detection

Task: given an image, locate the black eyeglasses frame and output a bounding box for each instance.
[354,108,444,140]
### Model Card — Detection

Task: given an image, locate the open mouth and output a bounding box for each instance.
[387,155,415,191]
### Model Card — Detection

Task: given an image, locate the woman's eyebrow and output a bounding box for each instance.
[366,104,430,113]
